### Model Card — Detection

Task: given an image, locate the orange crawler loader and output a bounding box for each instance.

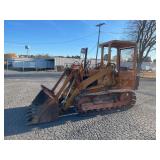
[27,40,139,125]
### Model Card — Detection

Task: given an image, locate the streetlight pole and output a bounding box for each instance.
[95,23,105,66]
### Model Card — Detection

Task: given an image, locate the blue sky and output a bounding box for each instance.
[5,20,155,59]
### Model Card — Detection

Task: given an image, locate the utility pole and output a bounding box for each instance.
[95,23,105,66]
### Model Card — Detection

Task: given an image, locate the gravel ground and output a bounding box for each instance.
[4,72,156,140]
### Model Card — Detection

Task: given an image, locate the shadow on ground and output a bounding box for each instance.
[4,105,128,137]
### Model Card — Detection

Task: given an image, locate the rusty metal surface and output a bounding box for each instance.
[76,90,136,112]
[99,40,137,48]
[26,90,59,125]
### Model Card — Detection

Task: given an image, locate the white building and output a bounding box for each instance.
[53,57,101,68]
[54,57,80,67]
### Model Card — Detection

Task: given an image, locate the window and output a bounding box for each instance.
[103,47,117,65]
[120,48,134,70]
[110,48,117,65]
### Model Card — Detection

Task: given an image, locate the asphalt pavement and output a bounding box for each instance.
[4,70,62,79]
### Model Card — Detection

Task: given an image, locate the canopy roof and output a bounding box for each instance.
[99,40,137,48]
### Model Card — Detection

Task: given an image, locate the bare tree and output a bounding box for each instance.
[127,20,156,71]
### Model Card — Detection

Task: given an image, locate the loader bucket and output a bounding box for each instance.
[26,88,60,125]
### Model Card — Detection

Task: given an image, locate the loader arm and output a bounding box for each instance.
[64,67,112,108]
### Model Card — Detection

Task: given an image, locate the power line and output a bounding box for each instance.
[89,44,97,53]
[4,42,25,46]
[4,32,97,46]
[101,31,128,35]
